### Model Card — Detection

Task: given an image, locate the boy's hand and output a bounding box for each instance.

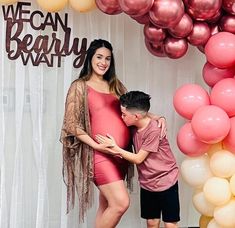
[95,134,121,156]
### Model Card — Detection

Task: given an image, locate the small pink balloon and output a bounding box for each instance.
[210,78,235,117]
[222,0,235,15]
[95,0,122,15]
[144,38,166,57]
[187,22,211,46]
[173,83,210,119]
[223,117,235,153]
[191,105,230,144]
[131,13,150,24]
[149,0,184,28]
[164,37,188,59]
[219,15,235,34]
[118,0,154,16]
[186,0,222,21]
[205,32,235,68]
[177,122,211,157]
[203,62,235,87]
[144,23,166,43]
[168,13,193,38]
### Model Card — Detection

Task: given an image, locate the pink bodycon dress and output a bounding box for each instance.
[87,85,131,186]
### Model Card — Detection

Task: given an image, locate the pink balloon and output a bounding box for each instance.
[223,117,235,153]
[222,0,235,15]
[168,13,193,38]
[131,13,150,24]
[210,78,235,117]
[95,0,122,15]
[205,32,235,68]
[186,0,222,21]
[203,62,235,87]
[144,38,166,57]
[118,0,154,16]
[191,105,230,144]
[164,37,188,59]
[144,23,166,43]
[149,0,184,28]
[187,22,211,46]
[173,84,210,120]
[177,122,211,156]
[219,15,235,34]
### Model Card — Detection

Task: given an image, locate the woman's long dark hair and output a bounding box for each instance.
[79,39,126,96]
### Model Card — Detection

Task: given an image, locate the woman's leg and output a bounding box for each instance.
[95,180,130,228]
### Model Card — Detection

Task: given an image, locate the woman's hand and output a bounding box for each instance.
[157,117,167,139]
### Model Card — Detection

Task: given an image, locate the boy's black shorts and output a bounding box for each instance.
[140,181,180,223]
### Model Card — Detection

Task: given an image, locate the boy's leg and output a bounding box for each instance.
[147,218,160,228]
[161,182,180,228]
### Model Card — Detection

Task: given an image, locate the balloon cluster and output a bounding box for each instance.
[95,0,235,59]
[0,0,97,13]
[173,76,235,227]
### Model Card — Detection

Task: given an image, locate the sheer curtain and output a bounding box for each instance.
[0,1,207,227]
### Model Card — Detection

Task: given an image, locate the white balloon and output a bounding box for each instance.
[193,190,215,217]
[214,199,235,227]
[210,150,235,178]
[203,177,232,206]
[181,154,213,188]
[230,174,235,196]
[207,219,223,228]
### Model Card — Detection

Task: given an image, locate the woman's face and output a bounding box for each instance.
[91,47,111,77]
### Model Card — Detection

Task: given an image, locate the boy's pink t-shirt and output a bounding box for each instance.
[133,119,179,192]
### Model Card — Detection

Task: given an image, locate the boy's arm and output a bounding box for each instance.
[111,146,149,165]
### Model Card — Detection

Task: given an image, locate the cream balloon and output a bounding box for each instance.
[203,177,232,206]
[36,0,68,12]
[69,0,96,12]
[193,190,215,216]
[199,215,213,228]
[207,219,223,228]
[0,0,17,4]
[210,150,235,178]
[181,155,213,188]
[214,199,235,227]
[230,174,235,196]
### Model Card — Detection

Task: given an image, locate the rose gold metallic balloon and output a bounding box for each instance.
[222,0,235,15]
[168,13,193,38]
[210,24,220,36]
[164,37,188,59]
[131,13,150,24]
[118,0,154,16]
[144,38,166,57]
[219,15,235,34]
[186,0,222,21]
[149,0,184,28]
[206,9,223,23]
[95,0,122,15]
[144,23,166,43]
[187,22,211,46]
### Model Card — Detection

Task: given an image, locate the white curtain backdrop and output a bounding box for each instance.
[0,1,207,227]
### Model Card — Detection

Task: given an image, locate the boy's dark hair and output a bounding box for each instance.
[120,91,151,112]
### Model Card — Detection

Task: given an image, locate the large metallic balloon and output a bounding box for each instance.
[168,13,193,38]
[149,0,184,28]
[219,15,235,34]
[187,22,211,46]
[164,37,188,59]
[186,0,222,21]
[144,23,166,43]
[95,0,122,15]
[144,39,166,57]
[118,0,154,16]
[222,0,235,15]
[131,13,150,24]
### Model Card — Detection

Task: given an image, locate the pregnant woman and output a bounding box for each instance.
[60,39,165,228]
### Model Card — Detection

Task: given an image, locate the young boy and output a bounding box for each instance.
[96,91,180,228]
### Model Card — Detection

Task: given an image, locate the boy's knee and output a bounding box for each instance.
[147,218,160,228]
